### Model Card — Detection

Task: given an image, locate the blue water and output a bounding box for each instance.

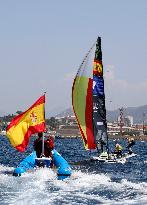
[0,135,147,205]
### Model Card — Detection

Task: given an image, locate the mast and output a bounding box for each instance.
[41,92,46,157]
[92,37,108,154]
[119,107,124,136]
[142,112,145,135]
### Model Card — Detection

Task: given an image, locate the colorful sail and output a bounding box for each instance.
[6,95,46,152]
[72,37,107,150]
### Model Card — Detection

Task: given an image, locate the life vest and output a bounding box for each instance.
[45,136,54,150]
[115,144,122,151]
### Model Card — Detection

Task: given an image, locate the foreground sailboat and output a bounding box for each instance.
[72,37,136,163]
[6,94,72,178]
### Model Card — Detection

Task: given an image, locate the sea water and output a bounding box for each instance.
[0,135,146,205]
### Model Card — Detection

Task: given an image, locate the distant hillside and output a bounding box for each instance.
[56,105,147,124]
[107,105,147,123]
[55,108,74,118]
[1,105,146,124]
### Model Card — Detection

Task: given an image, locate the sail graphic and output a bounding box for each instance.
[72,37,107,150]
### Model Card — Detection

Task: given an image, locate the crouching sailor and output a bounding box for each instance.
[114,143,123,158]
[34,132,54,167]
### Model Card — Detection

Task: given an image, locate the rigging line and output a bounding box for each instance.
[106,133,110,158]
[76,41,97,76]
[41,92,46,157]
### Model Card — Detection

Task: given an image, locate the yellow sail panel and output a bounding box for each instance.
[72,74,96,149]
[72,75,88,148]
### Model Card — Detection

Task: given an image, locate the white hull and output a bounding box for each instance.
[91,153,137,164]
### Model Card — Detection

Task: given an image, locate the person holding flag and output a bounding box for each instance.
[33,132,55,167]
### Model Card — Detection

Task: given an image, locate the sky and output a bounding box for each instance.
[0,0,147,116]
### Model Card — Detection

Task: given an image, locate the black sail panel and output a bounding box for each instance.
[92,37,108,152]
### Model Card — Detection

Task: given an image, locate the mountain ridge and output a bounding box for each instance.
[0,105,146,124]
[55,105,147,124]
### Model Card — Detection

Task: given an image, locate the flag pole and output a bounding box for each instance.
[41,133,45,157]
[41,92,46,157]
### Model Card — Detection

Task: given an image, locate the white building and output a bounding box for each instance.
[125,115,133,127]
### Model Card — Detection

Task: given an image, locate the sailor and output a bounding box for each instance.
[96,131,108,153]
[44,135,54,157]
[97,139,106,153]
[33,132,43,158]
[114,143,123,158]
[33,133,55,163]
[126,137,135,154]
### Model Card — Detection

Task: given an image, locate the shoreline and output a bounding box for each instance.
[1,133,146,141]
[55,134,147,141]
[108,135,147,141]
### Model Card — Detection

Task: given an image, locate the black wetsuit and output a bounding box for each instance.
[126,140,135,154]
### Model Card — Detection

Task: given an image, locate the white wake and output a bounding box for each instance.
[0,165,147,205]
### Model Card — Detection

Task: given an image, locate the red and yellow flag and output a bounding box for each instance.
[6,95,46,152]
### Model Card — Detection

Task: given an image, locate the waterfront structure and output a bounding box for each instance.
[0,114,146,137]
[124,115,133,127]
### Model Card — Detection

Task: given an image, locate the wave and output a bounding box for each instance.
[0,165,146,205]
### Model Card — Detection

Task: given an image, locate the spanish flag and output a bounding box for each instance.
[6,95,46,152]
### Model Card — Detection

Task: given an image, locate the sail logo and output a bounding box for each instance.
[93,102,98,110]
[93,76,104,96]
[97,122,103,125]
[93,61,103,76]
[30,111,37,123]
[93,81,96,90]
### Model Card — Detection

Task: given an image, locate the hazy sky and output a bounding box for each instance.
[0,0,147,115]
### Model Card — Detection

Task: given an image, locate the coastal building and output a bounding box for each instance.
[124,115,133,127]
[57,124,80,137]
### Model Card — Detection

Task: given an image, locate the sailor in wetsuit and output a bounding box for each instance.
[33,132,54,167]
[126,137,135,154]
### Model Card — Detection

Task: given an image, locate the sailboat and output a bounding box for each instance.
[72,37,136,163]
